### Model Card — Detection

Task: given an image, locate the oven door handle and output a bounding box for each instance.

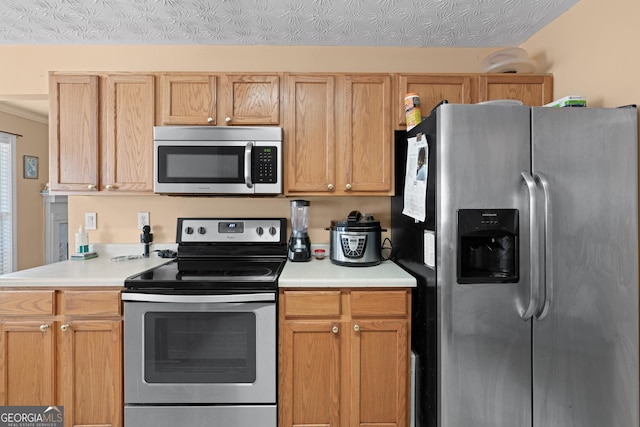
[121,292,275,303]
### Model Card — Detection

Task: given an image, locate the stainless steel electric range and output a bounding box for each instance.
[122,217,286,427]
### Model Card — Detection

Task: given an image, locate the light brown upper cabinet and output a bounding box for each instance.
[159,74,217,125]
[49,74,100,192]
[49,73,155,193]
[397,74,473,127]
[396,73,553,129]
[478,74,553,106]
[284,74,337,194]
[284,73,393,196]
[101,74,155,192]
[343,74,393,195]
[222,74,280,125]
[159,73,280,126]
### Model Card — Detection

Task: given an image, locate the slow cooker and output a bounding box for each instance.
[328,211,384,267]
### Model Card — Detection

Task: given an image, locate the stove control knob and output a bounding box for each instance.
[198,227,206,235]
[256,226,264,236]
[269,226,277,236]
[185,227,194,235]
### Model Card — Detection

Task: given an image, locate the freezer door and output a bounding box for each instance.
[531,107,639,427]
[436,104,533,427]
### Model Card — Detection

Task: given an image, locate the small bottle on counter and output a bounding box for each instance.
[75,225,89,254]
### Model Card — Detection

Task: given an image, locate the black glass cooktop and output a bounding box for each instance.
[124,258,285,292]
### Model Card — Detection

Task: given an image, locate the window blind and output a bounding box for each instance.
[0,132,16,274]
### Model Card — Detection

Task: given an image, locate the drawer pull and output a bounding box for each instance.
[332,325,339,334]
[60,324,70,332]
[354,324,360,332]
[39,324,49,332]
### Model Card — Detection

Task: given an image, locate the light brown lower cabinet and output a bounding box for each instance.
[279,288,411,427]
[0,289,122,427]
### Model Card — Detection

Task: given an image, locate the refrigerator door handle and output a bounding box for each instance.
[521,171,540,320]
[535,172,553,321]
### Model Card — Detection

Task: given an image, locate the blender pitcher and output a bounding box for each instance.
[288,200,311,262]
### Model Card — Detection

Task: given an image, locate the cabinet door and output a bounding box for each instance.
[397,74,473,127]
[478,74,553,106]
[220,74,280,125]
[102,74,155,192]
[159,74,217,125]
[284,74,336,194]
[279,320,341,427]
[0,321,55,405]
[49,74,100,191]
[350,319,408,427]
[59,320,123,427]
[343,75,393,194]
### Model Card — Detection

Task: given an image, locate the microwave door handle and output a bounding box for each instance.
[244,142,253,188]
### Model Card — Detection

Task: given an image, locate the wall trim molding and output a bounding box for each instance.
[0,102,48,125]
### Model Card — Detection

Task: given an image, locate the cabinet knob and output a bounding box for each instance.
[225,117,232,123]
[345,183,352,191]
[105,184,114,190]
[327,183,334,191]
[60,324,70,332]
[354,324,360,332]
[207,117,214,123]
[39,324,49,332]
[332,326,339,334]
[87,184,96,190]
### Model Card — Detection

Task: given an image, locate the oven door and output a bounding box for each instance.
[154,140,281,195]
[123,292,276,404]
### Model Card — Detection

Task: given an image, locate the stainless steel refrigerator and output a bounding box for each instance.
[391,103,639,427]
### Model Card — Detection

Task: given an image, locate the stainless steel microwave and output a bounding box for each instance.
[154,126,282,195]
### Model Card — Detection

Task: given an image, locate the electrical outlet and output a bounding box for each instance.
[85,212,97,230]
[138,212,150,229]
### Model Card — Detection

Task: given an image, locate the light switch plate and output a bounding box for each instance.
[85,212,97,230]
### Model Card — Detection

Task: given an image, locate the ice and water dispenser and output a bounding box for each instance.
[457,209,519,284]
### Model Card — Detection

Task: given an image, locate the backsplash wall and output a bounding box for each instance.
[68,195,390,246]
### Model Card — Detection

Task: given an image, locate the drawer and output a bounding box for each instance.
[350,290,408,317]
[0,290,55,316]
[61,290,121,316]
[282,290,341,317]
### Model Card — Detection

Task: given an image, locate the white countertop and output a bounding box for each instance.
[279,255,416,288]
[0,244,175,287]
[0,243,416,289]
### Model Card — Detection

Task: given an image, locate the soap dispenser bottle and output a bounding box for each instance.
[75,225,89,254]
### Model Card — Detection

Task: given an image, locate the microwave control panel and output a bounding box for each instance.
[254,146,278,183]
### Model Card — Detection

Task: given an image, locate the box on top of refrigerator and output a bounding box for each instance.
[544,95,586,108]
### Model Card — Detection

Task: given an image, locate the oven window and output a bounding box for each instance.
[144,311,257,383]
[157,146,245,183]
[167,154,238,178]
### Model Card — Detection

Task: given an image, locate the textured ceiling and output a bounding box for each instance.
[0,0,580,47]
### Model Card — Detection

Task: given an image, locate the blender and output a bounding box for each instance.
[288,200,311,262]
